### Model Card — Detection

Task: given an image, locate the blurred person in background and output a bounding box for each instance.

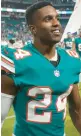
[73,28,81,58]
[62,32,75,50]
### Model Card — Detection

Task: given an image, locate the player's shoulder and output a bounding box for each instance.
[1,46,17,74]
[1,46,16,59]
[14,48,32,60]
[65,49,79,59]
[58,48,80,61]
[1,44,33,75]
[58,48,79,57]
[58,48,81,70]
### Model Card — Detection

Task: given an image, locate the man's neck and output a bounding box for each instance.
[33,39,56,60]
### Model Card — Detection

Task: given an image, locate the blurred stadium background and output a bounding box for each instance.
[1,0,81,136]
[1,0,75,46]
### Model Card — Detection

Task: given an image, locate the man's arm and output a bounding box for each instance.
[61,41,65,48]
[72,42,76,50]
[68,84,81,134]
[1,75,18,126]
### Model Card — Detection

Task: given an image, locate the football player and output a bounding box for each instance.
[1,2,81,136]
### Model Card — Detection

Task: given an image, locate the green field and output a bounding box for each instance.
[1,84,81,136]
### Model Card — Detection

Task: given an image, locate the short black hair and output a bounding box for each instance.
[25,1,53,26]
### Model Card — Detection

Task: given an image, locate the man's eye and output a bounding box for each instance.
[45,17,52,22]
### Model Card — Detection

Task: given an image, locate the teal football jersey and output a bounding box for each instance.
[1,45,81,136]
[64,38,73,50]
[74,37,81,58]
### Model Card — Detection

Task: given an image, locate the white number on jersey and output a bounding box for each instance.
[14,49,31,60]
[56,85,72,119]
[27,87,52,123]
[66,42,72,48]
[78,44,81,51]
[27,85,73,123]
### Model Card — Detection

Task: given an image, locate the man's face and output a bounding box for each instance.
[67,33,72,38]
[31,5,62,44]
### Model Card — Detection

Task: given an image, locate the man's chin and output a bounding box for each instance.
[52,39,61,44]
[52,35,62,42]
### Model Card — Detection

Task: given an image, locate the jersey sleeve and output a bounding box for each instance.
[1,47,21,87]
[1,46,16,73]
[1,46,30,87]
[1,54,15,74]
[1,46,19,87]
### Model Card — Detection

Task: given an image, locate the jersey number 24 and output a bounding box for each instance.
[27,86,72,123]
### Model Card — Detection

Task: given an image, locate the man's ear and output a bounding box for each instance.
[29,25,37,35]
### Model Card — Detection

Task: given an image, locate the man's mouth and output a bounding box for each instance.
[51,29,61,35]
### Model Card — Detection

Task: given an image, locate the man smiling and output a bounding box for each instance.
[1,1,81,136]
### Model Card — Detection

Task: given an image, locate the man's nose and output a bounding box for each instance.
[52,18,60,26]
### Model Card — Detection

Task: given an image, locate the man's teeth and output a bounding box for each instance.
[54,30,59,32]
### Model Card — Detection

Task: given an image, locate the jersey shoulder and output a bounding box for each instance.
[1,45,33,74]
[58,48,79,58]
[65,49,79,58]
[57,48,81,65]
[58,48,81,74]
[1,46,16,59]
[1,46,16,73]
